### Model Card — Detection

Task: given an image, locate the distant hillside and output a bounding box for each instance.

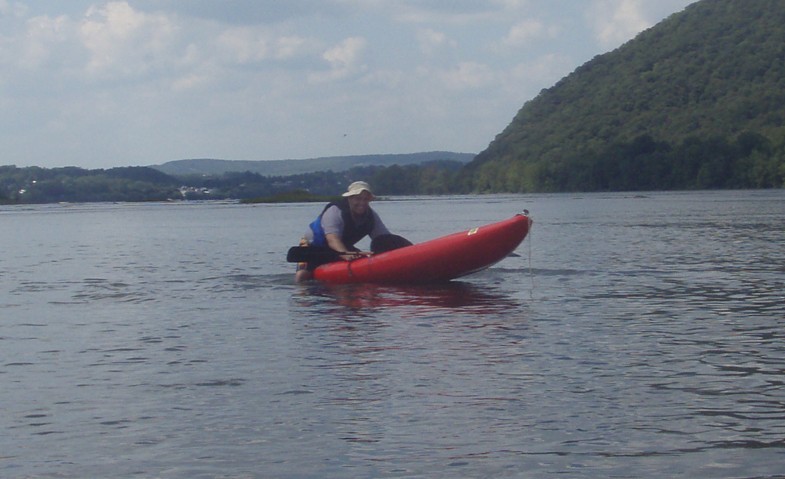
[462,0,785,192]
[153,151,474,177]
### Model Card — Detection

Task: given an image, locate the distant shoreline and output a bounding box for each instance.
[240,191,341,204]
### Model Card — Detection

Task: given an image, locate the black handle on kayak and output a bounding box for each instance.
[287,234,413,263]
[286,246,373,263]
[286,246,345,263]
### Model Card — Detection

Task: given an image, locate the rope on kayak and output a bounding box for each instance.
[347,257,356,278]
[523,209,535,295]
[527,225,534,289]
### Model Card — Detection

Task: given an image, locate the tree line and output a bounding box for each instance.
[0,160,467,204]
[461,132,785,193]
[0,166,180,204]
[2,137,782,205]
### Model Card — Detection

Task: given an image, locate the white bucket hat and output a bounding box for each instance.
[342,181,375,199]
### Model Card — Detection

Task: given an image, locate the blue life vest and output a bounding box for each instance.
[308,215,327,247]
[308,199,374,248]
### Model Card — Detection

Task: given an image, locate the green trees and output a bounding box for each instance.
[370,161,461,195]
[463,0,785,193]
[512,133,785,193]
[0,160,466,204]
[0,166,180,203]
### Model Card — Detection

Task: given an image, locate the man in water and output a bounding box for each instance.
[295,181,391,282]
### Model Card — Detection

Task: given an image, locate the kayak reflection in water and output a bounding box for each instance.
[294,181,410,282]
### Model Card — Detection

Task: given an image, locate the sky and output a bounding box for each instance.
[1,0,697,169]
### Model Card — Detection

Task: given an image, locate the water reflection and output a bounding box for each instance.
[285,279,537,471]
[291,281,523,318]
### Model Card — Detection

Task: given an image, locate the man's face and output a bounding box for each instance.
[347,191,372,216]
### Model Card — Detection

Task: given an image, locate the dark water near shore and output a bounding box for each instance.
[2,191,784,478]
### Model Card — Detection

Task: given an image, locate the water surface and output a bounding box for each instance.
[2,191,784,478]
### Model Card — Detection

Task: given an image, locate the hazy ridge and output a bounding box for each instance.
[152,152,474,177]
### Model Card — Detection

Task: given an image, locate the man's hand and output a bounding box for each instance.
[339,251,371,261]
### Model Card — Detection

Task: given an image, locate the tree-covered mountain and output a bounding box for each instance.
[461,0,785,192]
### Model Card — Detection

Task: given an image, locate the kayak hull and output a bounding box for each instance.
[312,214,532,284]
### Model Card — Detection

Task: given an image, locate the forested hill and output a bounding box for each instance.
[154,152,473,177]
[461,0,785,192]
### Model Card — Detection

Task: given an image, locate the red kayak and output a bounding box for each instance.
[312,213,532,284]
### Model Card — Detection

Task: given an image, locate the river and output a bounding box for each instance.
[2,190,784,478]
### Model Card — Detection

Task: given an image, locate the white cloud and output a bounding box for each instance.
[78,1,178,78]
[588,0,651,48]
[214,27,315,65]
[324,36,366,68]
[1,0,28,18]
[417,28,457,56]
[18,14,72,69]
[349,0,523,26]
[502,18,550,47]
[438,61,496,91]
[275,35,312,60]
[508,53,572,90]
[216,27,270,64]
[309,36,367,83]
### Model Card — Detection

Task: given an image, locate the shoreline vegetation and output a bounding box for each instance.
[1,140,783,206]
[240,190,341,204]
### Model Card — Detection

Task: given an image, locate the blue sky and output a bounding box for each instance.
[1,0,697,169]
